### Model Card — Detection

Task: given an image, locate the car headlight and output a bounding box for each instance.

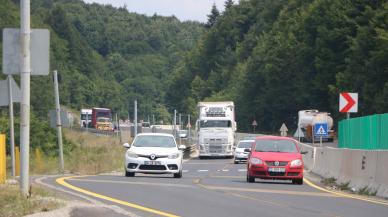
[126,151,138,158]
[168,153,180,159]
[249,157,263,165]
[290,159,302,168]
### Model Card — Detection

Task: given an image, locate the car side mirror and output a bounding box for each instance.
[301,151,308,155]
[244,148,251,152]
[179,145,186,150]
[123,143,130,148]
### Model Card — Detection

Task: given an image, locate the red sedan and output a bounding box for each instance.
[246,136,305,185]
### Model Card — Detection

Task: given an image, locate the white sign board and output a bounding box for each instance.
[3,28,50,75]
[0,77,21,106]
[339,92,358,113]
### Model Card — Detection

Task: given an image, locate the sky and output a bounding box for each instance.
[82,0,230,23]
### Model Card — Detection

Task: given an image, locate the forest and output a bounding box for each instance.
[0,0,387,151]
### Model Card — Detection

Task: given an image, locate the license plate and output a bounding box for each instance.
[268,167,285,172]
[144,161,161,165]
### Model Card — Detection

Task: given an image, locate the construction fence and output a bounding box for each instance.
[339,113,388,150]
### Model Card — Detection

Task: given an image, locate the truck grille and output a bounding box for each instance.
[209,145,224,153]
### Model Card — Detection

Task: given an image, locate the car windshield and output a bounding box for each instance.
[255,139,298,153]
[133,135,176,148]
[200,120,231,128]
[238,142,253,149]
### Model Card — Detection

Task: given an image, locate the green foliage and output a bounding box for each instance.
[166,0,388,132]
[0,0,203,154]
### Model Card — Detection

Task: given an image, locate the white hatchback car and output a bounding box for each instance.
[123,133,186,178]
[234,139,254,164]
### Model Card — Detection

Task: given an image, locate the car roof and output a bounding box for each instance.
[136,133,174,137]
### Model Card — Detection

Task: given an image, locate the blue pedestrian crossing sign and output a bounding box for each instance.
[314,123,328,136]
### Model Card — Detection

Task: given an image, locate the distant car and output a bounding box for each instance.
[246,136,305,185]
[178,130,188,138]
[234,140,254,164]
[142,122,151,128]
[123,133,186,178]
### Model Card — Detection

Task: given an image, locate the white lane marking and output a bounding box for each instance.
[238,169,247,172]
[182,170,189,173]
[222,169,229,172]
[197,170,209,172]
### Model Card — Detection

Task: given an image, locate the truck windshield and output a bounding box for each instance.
[254,140,298,153]
[200,120,231,128]
[97,117,111,122]
[81,114,92,120]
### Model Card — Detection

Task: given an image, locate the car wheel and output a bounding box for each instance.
[246,173,254,183]
[234,160,238,164]
[292,178,303,185]
[174,170,182,178]
[125,170,135,177]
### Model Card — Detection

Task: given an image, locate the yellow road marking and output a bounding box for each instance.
[68,178,193,188]
[56,176,180,217]
[226,192,288,207]
[304,178,388,206]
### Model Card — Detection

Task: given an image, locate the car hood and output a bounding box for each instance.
[129,146,179,155]
[251,152,301,162]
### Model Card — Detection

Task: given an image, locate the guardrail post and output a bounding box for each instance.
[0,134,6,184]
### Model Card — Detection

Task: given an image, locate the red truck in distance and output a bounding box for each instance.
[91,108,113,131]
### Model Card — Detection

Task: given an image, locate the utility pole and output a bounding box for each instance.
[20,0,31,196]
[152,114,155,125]
[7,76,15,177]
[178,113,182,145]
[173,110,177,138]
[188,114,191,147]
[53,70,64,173]
[134,100,137,137]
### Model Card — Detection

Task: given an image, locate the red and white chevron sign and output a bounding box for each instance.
[339,92,358,113]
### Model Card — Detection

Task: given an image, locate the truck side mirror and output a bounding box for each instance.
[123,143,130,148]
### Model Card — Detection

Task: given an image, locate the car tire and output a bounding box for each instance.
[246,173,255,183]
[292,178,303,185]
[234,160,238,164]
[174,170,182,178]
[125,170,135,177]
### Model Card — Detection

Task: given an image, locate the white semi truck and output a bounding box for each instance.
[196,101,237,158]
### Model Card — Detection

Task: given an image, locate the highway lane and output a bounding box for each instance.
[52,158,388,217]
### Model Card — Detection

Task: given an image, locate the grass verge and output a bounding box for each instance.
[0,184,63,217]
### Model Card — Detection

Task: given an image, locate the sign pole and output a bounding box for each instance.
[347,112,350,120]
[7,76,15,177]
[53,70,64,173]
[320,136,322,147]
[20,0,31,197]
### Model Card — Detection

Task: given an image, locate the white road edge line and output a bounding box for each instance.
[197,170,209,172]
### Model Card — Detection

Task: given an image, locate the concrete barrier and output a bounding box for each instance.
[300,142,388,198]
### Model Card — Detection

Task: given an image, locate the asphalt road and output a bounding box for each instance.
[46,157,388,217]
